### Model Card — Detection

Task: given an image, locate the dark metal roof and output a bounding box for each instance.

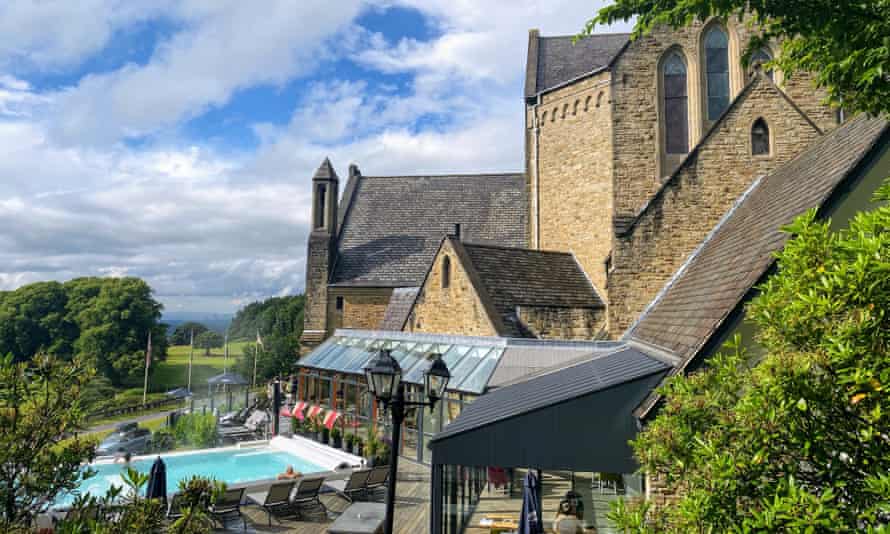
[379,287,419,331]
[526,33,629,97]
[629,116,889,415]
[433,345,668,441]
[430,345,668,471]
[332,174,528,287]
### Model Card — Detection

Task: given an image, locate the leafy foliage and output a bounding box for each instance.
[194,331,224,356]
[0,354,96,528]
[172,413,218,448]
[0,277,167,386]
[168,322,209,346]
[232,295,303,384]
[584,0,890,117]
[610,189,890,531]
[167,475,225,534]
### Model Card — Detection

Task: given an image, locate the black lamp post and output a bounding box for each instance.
[365,349,450,534]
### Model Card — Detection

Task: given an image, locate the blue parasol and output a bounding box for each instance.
[518,470,543,533]
[145,456,167,506]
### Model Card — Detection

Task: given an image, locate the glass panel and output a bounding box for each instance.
[707,72,729,98]
[441,344,472,370]
[448,347,492,389]
[310,340,348,369]
[752,119,770,155]
[300,337,339,367]
[665,96,689,154]
[457,348,504,393]
[705,27,729,121]
[708,95,728,120]
[327,338,371,371]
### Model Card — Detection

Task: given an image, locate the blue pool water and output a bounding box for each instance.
[58,447,323,507]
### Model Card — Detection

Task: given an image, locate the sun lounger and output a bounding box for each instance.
[291,477,327,519]
[364,465,389,500]
[246,480,296,526]
[209,487,246,530]
[325,469,371,503]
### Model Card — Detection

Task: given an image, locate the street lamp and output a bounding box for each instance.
[365,349,450,534]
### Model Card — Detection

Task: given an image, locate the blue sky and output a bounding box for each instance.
[0,1,627,314]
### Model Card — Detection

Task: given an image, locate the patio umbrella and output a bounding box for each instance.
[518,470,543,534]
[145,456,167,506]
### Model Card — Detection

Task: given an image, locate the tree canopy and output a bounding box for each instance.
[169,321,209,346]
[611,186,890,531]
[0,277,167,386]
[194,331,224,356]
[584,0,890,117]
[232,295,304,384]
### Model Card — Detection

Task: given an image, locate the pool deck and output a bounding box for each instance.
[234,458,430,533]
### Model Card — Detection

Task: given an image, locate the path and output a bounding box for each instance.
[86,410,175,434]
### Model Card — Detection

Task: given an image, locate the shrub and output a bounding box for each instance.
[173,413,217,448]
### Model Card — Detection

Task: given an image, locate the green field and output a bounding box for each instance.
[150,341,250,392]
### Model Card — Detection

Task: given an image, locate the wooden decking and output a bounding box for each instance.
[231,459,430,533]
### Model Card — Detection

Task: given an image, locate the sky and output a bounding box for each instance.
[0,1,630,314]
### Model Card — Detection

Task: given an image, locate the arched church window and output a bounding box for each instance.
[441,256,451,289]
[573,100,579,115]
[704,26,730,121]
[315,184,327,229]
[596,91,604,108]
[551,107,557,122]
[751,118,770,155]
[584,95,592,111]
[663,51,689,154]
[541,111,547,124]
[750,48,773,81]
[562,103,568,118]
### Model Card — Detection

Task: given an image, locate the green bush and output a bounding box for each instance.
[150,428,176,453]
[173,414,217,448]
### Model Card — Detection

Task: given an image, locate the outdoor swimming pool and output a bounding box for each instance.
[58,446,324,507]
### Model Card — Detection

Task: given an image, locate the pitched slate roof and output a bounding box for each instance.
[379,287,420,331]
[332,173,528,287]
[432,344,669,441]
[525,31,629,98]
[629,116,889,373]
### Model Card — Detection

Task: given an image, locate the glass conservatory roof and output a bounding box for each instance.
[297,330,626,396]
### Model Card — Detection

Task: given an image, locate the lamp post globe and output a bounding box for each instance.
[424,354,451,405]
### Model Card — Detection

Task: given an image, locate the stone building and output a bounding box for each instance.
[302,17,857,351]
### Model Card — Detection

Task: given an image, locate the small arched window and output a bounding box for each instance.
[596,92,604,108]
[584,95,591,111]
[663,51,689,154]
[750,48,773,81]
[315,184,327,229]
[541,111,548,124]
[573,100,579,115]
[441,256,451,289]
[704,26,730,121]
[551,107,557,122]
[751,118,770,155]
[562,104,568,118]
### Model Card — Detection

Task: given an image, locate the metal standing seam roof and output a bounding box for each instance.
[431,346,668,441]
[296,330,624,395]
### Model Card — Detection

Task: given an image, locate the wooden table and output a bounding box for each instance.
[327,502,386,534]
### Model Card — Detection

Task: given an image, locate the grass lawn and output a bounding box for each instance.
[151,341,249,392]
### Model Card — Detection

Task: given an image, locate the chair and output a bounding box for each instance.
[364,466,389,500]
[209,487,246,530]
[326,469,371,503]
[246,480,296,526]
[166,492,186,521]
[291,477,327,519]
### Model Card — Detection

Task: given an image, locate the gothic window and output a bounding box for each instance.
[562,103,568,118]
[573,100,579,115]
[441,256,451,289]
[662,51,689,154]
[551,107,557,121]
[541,111,548,124]
[584,95,591,111]
[751,118,770,155]
[596,91,604,108]
[704,26,730,121]
[750,48,773,81]
[315,184,327,229]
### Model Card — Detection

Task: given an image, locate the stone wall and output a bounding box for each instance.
[530,70,615,297]
[327,287,393,333]
[607,76,822,336]
[517,305,606,340]
[406,240,499,337]
[302,231,333,348]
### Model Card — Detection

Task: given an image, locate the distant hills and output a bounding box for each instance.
[162,311,232,335]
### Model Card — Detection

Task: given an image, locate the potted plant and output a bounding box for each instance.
[376,441,391,467]
[355,436,364,457]
[365,437,379,466]
[321,425,330,445]
[345,433,356,454]
[331,427,342,449]
[291,416,302,437]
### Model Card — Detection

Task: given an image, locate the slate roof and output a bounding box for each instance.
[332,173,528,287]
[629,116,889,380]
[526,31,629,98]
[379,287,420,331]
[432,345,669,441]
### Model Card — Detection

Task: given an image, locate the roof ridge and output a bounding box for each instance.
[461,242,574,256]
[540,32,631,39]
[360,172,523,179]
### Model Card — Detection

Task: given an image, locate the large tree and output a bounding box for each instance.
[585,0,890,117]
[194,331,224,356]
[611,187,890,531]
[169,322,210,346]
[233,295,304,384]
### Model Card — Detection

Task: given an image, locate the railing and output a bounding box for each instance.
[87,397,183,421]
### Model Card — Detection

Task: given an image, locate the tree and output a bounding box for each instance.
[610,187,890,531]
[194,331,224,356]
[169,322,209,346]
[0,353,96,528]
[232,295,304,384]
[584,0,890,117]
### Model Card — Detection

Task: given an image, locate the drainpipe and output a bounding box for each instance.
[532,94,542,249]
